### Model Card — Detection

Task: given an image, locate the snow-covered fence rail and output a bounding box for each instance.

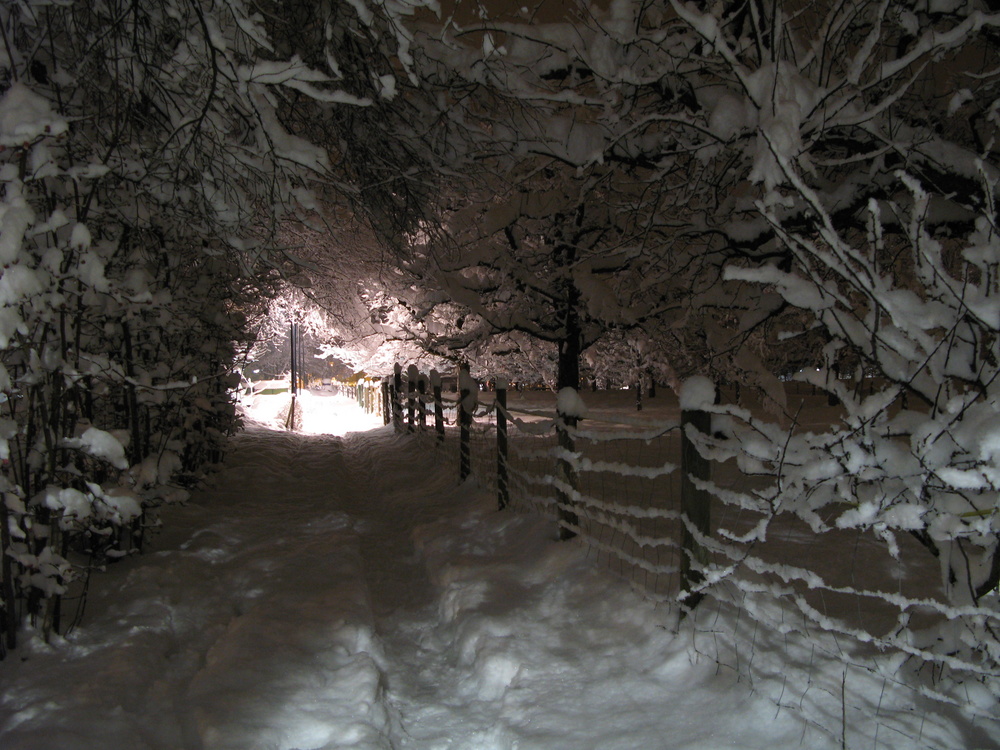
[378,370,724,607]
[507,412,687,599]
[334,367,461,441]
[681,392,1000,742]
[384,368,697,600]
[330,376,391,424]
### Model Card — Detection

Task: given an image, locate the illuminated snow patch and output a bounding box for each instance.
[297,390,384,435]
[244,389,384,436]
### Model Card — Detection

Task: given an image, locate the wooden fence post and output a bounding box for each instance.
[496,378,509,510]
[430,369,445,443]
[459,364,474,481]
[680,405,712,612]
[406,364,417,433]
[556,417,580,540]
[392,364,403,433]
[381,379,391,425]
[555,388,584,541]
[417,373,427,431]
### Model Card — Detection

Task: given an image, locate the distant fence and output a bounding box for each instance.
[340,367,934,614]
[341,366,786,607]
[338,364,998,745]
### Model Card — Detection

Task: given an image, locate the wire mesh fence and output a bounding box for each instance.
[346,368,1000,747]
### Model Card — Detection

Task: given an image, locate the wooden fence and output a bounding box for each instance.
[340,367,939,625]
[344,365,710,606]
[337,366,998,744]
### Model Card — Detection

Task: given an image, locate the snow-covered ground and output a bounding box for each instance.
[0,391,996,749]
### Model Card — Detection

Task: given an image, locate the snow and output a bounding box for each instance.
[0,263,43,307]
[69,222,91,250]
[556,386,588,418]
[251,93,333,173]
[0,83,68,147]
[0,392,994,749]
[93,486,143,525]
[707,91,752,141]
[679,375,716,411]
[34,486,92,520]
[377,74,397,100]
[61,426,130,470]
[459,367,479,412]
[0,193,36,266]
[239,58,371,106]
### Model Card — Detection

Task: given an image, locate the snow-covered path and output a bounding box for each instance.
[0,393,993,749]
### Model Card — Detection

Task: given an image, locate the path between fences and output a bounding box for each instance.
[4,389,994,748]
[10,400,813,750]
[197,405,843,749]
[0,388,997,750]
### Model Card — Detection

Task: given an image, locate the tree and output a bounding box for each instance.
[371,7,730,394]
[643,0,1000,688]
[387,0,1000,693]
[0,0,435,650]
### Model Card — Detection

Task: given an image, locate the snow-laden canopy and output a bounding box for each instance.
[2,0,1000,729]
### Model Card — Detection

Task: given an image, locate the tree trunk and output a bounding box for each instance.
[121,321,143,464]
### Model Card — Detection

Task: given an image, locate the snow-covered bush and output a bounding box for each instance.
[0,0,434,649]
[648,0,1000,698]
[0,32,262,645]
